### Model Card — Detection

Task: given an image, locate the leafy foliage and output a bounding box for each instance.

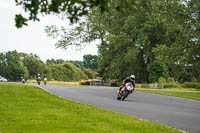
[83,69,96,79]
[83,54,98,70]
[46,0,200,83]
[50,62,88,81]
[0,51,29,81]
[46,58,65,64]
[0,51,92,81]
[15,0,200,83]
[22,53,47,78]
[163,83,180,88]
[69,60,84,69]
[15,0,135,28]
[182,82,200,89]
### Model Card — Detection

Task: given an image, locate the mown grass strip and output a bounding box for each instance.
[26,80,79,86]
[136,88,200,101]
[0,84,182,133]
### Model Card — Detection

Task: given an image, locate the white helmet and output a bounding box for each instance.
[130,75,135,80]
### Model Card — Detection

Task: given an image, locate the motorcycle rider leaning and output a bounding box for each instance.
[119,75,135,93]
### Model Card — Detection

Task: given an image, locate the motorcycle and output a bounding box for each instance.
[21,77,25,84]
[37,77,41,85]
[117,82,134,101]
[43,77,47,85]
[21,78,25,84]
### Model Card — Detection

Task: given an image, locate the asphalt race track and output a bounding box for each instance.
[40,85,200,133]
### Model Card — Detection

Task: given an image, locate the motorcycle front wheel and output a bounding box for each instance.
[117,92,122,100]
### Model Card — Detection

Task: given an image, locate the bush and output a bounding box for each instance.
[182,82,200,89]
[83,69,96,79]
[167,77,175,83]
[149,84,158,89]
[158,77,167,83]
[135,84,142,88]
[63,62,88,80]
[158,77,176,84]
[50,62,88,81]
[163,83,180,88]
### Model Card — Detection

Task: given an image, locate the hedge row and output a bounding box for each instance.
[182,82,200,89]
[136,82,200,89]
[163,83,180,88]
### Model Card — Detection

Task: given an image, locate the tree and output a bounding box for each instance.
[50,62,88,81]
[46,59,57,64]
[46,59,65,64]
[83,69,96,79]
[187,0,200,81]
[83,54,98,70]
[15,0,135,28]
[150,0,200,82]
[22,54,46,78]
[69,60,84,69]
[0,51,29,81]
[20,52,53,80]
[45,10,107,49]
[0,53,7,78]
[44,0,200,83]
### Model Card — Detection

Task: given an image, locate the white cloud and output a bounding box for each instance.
[0,0,13,9]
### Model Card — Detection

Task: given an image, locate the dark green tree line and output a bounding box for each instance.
[0,51,97,81]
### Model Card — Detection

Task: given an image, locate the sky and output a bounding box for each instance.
[0,0,98,61]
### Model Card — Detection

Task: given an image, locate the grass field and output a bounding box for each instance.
[136,87,200,101]
[0,84,182,133]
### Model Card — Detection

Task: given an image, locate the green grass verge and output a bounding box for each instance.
[26,80,79,86]
[0,84,182,133]
[136,88,200,101]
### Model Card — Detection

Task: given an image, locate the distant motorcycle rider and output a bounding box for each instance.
[119,75,135,93]
[43,74,47,85]
[21,76,25,84]
[36,73,41,85]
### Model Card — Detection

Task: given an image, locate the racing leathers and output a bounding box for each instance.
[119,77,135,92]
